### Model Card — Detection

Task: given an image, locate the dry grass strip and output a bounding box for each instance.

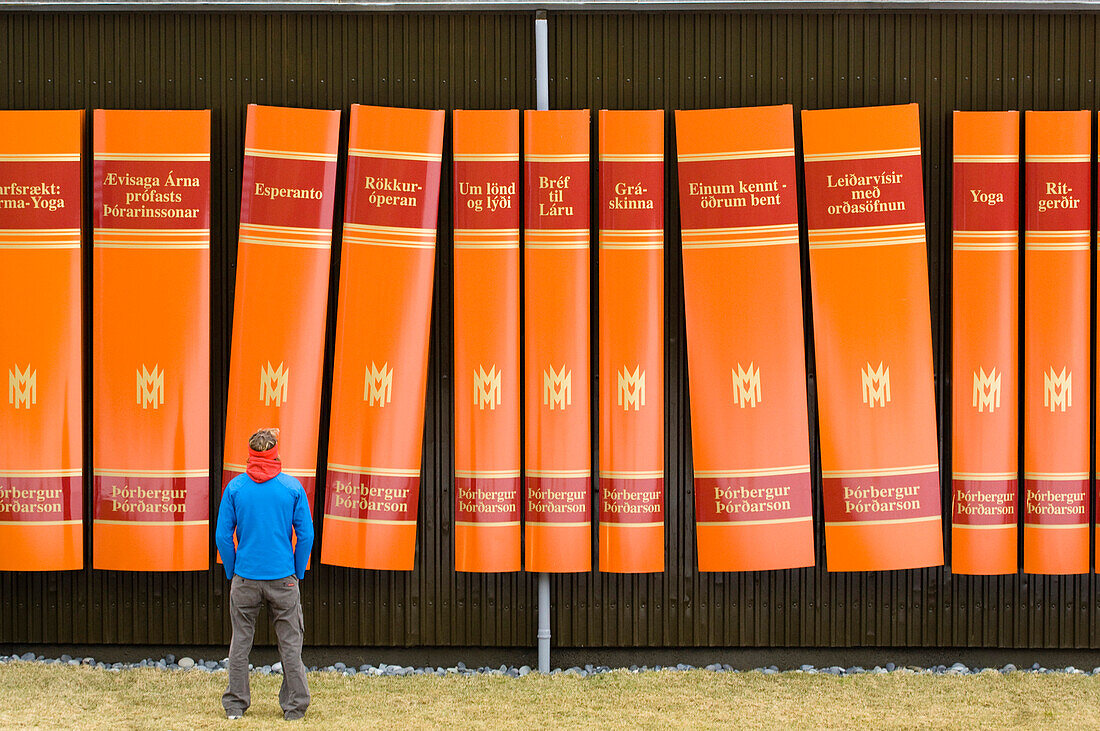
[0,663,1095,728]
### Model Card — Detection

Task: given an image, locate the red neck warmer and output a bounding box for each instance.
[246,445,281,482]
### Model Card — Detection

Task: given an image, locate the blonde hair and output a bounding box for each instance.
[248,427,280,452]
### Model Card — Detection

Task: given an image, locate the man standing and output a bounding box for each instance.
[216,427,314,721]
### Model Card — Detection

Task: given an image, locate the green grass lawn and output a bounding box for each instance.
[0,662,1093,728]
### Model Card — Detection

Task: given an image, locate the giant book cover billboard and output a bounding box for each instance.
[452,110,522,573]
[598,109,665,574]
[524,110,592,573]
[92,109,211,572]
[675,105,814,572]
[1023,110,1090,575]
[222,104,340,525]
[322,105,444,571]
[800,103,943,572]
[951,111,1019,576]
[0,110,84,571]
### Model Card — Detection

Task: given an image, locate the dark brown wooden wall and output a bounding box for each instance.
[1,10,1098,648]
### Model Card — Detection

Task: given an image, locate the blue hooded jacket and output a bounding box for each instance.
[215,471,314,581]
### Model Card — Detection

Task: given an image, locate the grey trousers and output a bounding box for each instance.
[223,575,310,718]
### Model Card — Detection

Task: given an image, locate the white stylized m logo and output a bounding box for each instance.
[1044,366,1072,412]
[8,365,36,409]
[260,361,290,407]
[861,362,891,408]
[617,365,646,411]
[136,364,164,410]
[972,367,1001,413]
[543,365,571,410]
[364,361,393,407]
[732,362,761,408]
[473,365,502,411]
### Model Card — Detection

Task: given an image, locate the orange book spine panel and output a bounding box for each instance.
[1022,111,1090,575]
[675,105,814,572]
[801,104,942,572]
[222,104,342,513]
[321,105,444,571]
[523,110,592,573]
[597,109,664,574]
[0,110,84,571]
[91,109,211,572]
[950,111,1019,576]
[452,109,522,573]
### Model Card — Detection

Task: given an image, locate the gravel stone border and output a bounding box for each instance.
[0,654,1096,678]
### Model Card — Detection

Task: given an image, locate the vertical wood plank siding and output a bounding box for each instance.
[0,11,1097,648]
